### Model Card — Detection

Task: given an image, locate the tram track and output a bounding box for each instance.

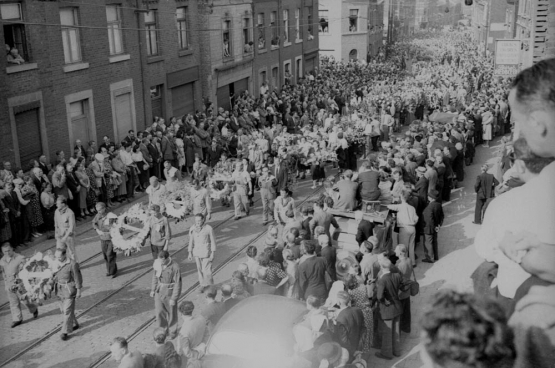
[88,180,326,368]
[0,175,326,368]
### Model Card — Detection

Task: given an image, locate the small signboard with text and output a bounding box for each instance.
[494,40,521,76]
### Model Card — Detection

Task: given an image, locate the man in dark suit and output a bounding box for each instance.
[357,162,381,201]
[474,164,498,224]
[160,131,176,169]
[422,189,444,262]
[319,235,337,282]
[414,167,429,203]
[335,291,365,359]
[146,136,161,179]
[374,257,407,360]
[273,154,289,193]
[334,170,358,211]
[220,284,240,312]
[207,140,223,168]
[355,210,374,246]
[297,242,329,301]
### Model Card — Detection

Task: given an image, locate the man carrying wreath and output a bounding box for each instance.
[91,202,118,278]
[149,205,171,260]
[0,242,38,328]
[53,247,83,341]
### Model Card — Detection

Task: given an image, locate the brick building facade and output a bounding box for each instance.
[1,0,202,167]
[251,0,319,98]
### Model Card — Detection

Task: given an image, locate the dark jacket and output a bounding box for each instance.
[475,172,498,199]
[320,246,337,281]
[422,201,444,234]
[252,281,278,296]
[298,256,328,300]
[336,306,365,356]
[207,146,223,167]
[375,272,405,320]
[161,137,176,161]
[414,176,429,202]
[356,219,374,246]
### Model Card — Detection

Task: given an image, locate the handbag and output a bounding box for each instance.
[410,268,420,297]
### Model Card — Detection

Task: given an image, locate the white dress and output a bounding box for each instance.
[175,138,185,167]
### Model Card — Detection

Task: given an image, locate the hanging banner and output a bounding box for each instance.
[494,39,521,76]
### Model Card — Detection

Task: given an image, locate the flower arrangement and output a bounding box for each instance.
[14,251,62,305]
[110,203,151,255]
[160,181,193,221]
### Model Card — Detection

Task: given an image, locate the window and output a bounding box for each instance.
[243,18,253,54]
[283,10,289,43]
[349,9,358,32]
[223,20,232,58]
[270,11,278,47]
[70,100,86,119]
[106,5,123,55]
[257,13,265,49]
[306,6,313,40]
[2,3,29,62]
[295,8,301,41]
[60,8,82,64]
[144,11,158,56]
[319,10,329,34]
[349,49,358,60]
[150,85,162,99]
[176,7,189,50]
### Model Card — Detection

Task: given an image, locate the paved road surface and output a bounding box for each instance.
[0,139,503,368]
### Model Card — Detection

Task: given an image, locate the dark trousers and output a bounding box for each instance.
[400,297,411,333]
[371,136,380,152]
[9,213,24,246]
[126,169,136,198]
[151,244,164,260]
[424,233,438,260]
[442,178,451,202]
[474,197,489,224]
[378,315,401,358]
[101,240,118,275]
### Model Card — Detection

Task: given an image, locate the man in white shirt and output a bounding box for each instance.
[231,162,251,220]
[145,176,167,208]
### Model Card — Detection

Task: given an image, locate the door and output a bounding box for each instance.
[271,67,278,90]
[15,108,42,165]
[69,100,90,148]
[216,84,230,111]
[171,82,195,117]
[115,93,133,141]
[234,78,248,96]
[305,57,315,73]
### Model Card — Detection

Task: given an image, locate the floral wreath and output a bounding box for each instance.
[110,203,151,255]
[14,250,62,305]
[160,181,193,221]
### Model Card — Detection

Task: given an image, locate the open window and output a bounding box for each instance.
[2,3,29,63]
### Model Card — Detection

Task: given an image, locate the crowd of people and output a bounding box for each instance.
[2,27,554,368]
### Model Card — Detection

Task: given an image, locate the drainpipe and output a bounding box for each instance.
[135,0,149,127]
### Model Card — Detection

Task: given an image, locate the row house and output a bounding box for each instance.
[1,0,201,167]
[251,0,319,98]
[319,0,376,62]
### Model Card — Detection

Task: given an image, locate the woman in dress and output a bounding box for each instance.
[40,183,56,238]
[75,160,93,217]
[175,137,185,174]
[111,151,128,202]
[183,133,196,175]
[85,165,98,213]
[344,273,373,353]
[22,176,44,237]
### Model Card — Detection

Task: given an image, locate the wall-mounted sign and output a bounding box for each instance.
[494,39,520,76]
